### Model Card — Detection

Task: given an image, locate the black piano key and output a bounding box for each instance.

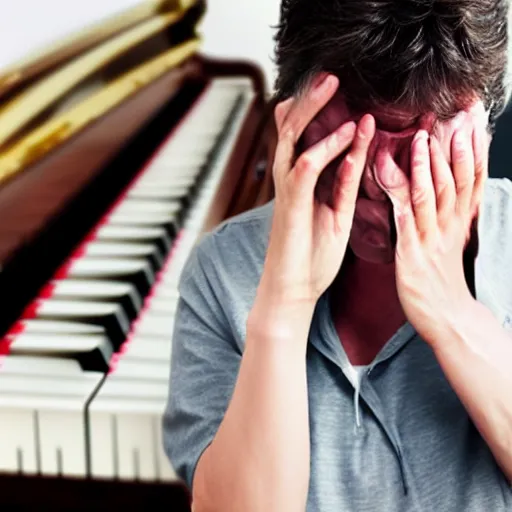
[93,225,172,257]
[24,300,129,351]
[61,258,154,298]
[106,210,181,238]
[82,241,164,273]
[6,333,112,373]
[127,184,195,209]
[46,280,141,321]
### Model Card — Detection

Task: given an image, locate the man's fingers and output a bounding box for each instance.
[451,128,475,215]
[273,74,340,192]
[273,97,294,129]
[375,148,419,251]
[278,74,339,143]
[430,135,456,227]
[409,131,437,241]
[291,120,357,199]
[470,122,489,218]
[333,115,375,223]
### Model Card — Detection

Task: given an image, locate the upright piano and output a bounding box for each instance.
[0,1,274,509]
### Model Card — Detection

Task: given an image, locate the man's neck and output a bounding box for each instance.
[329,254,407,365]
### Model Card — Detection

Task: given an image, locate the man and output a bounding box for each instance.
[164,1,512,511]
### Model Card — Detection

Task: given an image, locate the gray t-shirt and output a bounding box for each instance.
[163,177,512,511]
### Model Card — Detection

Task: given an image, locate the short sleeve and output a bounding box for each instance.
[162,236,242,490]
[476,178,512,325]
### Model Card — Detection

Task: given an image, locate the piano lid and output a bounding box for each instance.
[0,1,204,149]
[0,0,205,184]
[0,0,200,99]
[0,39,201,183]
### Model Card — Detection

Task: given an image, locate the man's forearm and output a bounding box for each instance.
[429,298,512,483]
[192,303,313,512]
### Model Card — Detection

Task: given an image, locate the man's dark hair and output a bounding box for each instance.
[274,0,509,130]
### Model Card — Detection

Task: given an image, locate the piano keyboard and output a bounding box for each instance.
[0,77,255,481]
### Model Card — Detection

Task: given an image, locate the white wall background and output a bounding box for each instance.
[0,0,280,92]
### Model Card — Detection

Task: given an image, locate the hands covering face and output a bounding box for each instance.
[296,75,491,341]
[374,101,491,343]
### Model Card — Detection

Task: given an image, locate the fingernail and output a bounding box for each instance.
[357,114,376,141]
[343,121,358,139]
[414,130,429,143]
[413,130,429,153]
[312,73,329,89]
[313,74,337,96]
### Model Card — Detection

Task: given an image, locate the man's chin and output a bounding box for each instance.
[348,234,396,264]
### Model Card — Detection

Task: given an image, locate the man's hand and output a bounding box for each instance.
[375,107,490,345]
[251,73,376,337]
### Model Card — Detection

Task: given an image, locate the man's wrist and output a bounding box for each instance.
[428,294,482,354]
[248,289,316,347]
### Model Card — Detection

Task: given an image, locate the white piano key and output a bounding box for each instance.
[112,359,171,380]
[143,157,206,169]
[66,258,154,288]
[122,338,170,361]
[0,373,103,395]
[89,398,171,481]
[8,333,112,369]
[127,186,191,201]
[33,300,130,336]
[50,280,142,312]
[106,211,179,229]
[95,378,168,398]
[0,407,38,474]
[83,242,163,266]
[150,287,180,301]
[95,225,171,247]
[0,374,103,477]
[90,378,178,482]
[133,312,174,338]
[145,298,177,315]
[16,320,105,335]
[134,173,198,186]
[111,199,182,216]
[0,355,82,377]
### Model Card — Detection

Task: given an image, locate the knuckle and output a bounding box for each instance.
[340,157,358,186]
[452,137,468,165]
[295,153,316,175]
[354,128,371,151]
[411,184,429,205]
[412,152,428,171]
[453,147,466,164]
[343,154,356,172]
[278,125,295,145]
[456,174,474,192]
[474,160,486,178]
[274,99,292,128]
[434,180,450,199]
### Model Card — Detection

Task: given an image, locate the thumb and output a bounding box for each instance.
[374,148,419,257]
[374,148,411,213]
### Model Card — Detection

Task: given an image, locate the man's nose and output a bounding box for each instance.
[395,139,412,176]
[374,132,414,176]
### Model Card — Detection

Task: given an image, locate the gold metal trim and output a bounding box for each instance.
[0,8,193,149]
[0,38,200,184]
[0,0,198,98]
